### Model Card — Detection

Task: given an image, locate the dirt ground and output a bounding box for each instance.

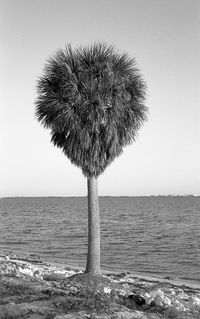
[0,255,200,319]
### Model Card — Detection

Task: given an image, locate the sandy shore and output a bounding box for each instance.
[0,252,200,319]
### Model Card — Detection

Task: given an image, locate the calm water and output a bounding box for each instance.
[0,197,199,284]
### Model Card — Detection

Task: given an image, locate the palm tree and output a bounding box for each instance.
[35,43,147,276]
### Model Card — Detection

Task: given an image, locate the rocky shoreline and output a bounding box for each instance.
[0,252,200,318]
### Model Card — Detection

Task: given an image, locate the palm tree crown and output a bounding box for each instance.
[35,43,147,177]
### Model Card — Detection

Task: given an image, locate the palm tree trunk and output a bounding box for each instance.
[85,176,101,275]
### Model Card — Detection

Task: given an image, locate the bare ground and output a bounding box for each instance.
[0,254,200,319]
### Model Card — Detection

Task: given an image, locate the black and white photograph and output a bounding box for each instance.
[0,0,200,318]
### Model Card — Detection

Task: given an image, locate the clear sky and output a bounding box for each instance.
[0,0,199,197]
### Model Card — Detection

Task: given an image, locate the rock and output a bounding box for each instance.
[163,288,175,295]
[34,269,40,275]
[154,288,164,296]
[114,272,127,279]
[143,292,151,299]
[164,306,179,318]
[152,296,163,307]
[128,294,146,306]
[162,295,171,306]
[173,300,186,311]
[143,292,154,304]
[153,294,171,307]
[103,287,111,294]
[65,266,71,271]
[69,285,80,295]
[188,295,200,310]
[119,272,127,277]
[177,291,188,299]
[18,266,34,276]
[123,277,135,284]
[117,289,127,297]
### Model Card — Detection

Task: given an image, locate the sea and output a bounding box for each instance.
[0,196,199,286]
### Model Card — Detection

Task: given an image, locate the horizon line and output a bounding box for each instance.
[1,194,199,199]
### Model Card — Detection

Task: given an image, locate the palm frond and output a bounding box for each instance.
[35,43,148,177]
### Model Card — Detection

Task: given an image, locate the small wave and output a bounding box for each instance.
[0,241,28,245]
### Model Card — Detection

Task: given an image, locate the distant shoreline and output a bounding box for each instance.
[1,195,199,199]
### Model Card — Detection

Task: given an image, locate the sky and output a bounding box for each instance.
[0,0,199,197]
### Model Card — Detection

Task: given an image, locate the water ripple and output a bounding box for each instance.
[0,196,199,283]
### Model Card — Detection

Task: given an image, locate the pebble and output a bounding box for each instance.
[104,287,111,294]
